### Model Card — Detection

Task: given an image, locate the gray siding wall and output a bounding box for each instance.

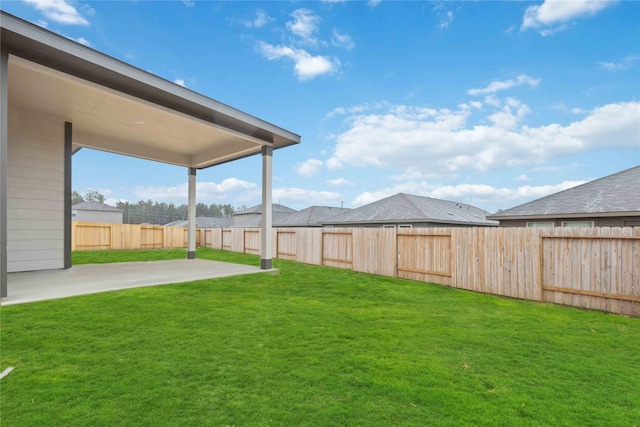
[73,210,122,224]
[7,105,65,272]
[497,216,640,228]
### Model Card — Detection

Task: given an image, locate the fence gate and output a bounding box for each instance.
[540,234,640,310]
[222,229,232,250]
[243,230,260,254]
[276,231,297,260]
[140,226,163,249]
[74,223,111,250]
[397,232,453,285]
[322,231,353,269]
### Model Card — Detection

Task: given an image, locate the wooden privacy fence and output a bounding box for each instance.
[203,226,640,317]
[72,222,201,251]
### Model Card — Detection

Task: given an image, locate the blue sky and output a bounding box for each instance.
[3,0,639,212]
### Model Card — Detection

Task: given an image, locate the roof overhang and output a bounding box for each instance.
[486,211,640,221]
[1,11,300,169]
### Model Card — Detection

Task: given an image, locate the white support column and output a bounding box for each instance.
[0,49,8,298]
[260,145,273,269]
[187,167,196,259]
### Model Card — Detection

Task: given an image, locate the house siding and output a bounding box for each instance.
[7,105,65,272]
[497,216,640,228]
[73,210,122,224]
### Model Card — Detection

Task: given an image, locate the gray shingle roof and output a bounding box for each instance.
[274,206,352,227]
[231,211,294,228]
[488,166,640,219]
[164,217,234,228]
[234,204,297,216]
[229,204,298,228]
[323,193,497,226]
[72,201,123,212]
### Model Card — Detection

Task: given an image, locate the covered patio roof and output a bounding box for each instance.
[0,11,300,298]
[1,11,300,168]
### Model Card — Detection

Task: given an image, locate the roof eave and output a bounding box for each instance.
[487,211,640,221]
[0,11,300,151]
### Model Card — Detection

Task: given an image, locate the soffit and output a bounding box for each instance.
[2,12,300,169]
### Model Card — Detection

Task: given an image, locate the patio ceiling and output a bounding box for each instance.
[2,12,300,168]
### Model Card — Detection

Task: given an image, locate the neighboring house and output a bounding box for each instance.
[487,166,640,227]
[274,206,352,227]
[164,217,234,228]
[322,193,498,228]
[232,204,298,228]
[72,201,123,224]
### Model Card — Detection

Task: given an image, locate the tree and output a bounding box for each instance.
[84,190,105,203]
[72,191,84,205]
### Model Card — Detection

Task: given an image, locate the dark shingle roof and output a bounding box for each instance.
[274,206,352,227]
[323,193,497,226]
[488,166,640,219]
[72,201,123,212]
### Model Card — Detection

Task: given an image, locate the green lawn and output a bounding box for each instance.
[1,248,639,426]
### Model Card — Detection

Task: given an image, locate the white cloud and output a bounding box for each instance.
[331,29,355,50]
[488,98,531,130]
[72,36,91,47]
[439,10,454,29]
[367,0,381,7]
[327,178,353,187]
[467,74,540,96]
[514,174,530,182]
[174,79,186,87]
[328,101,640,176]
[521,0,615,35]
[243,9,272,28]
[427,180,586,210]
[104,198,125,207]
[325,157,343,170]
[598,62,619,71]
[350,180,586,211]
[287,9,321,46]
[554,104,588,115]
[134,178,257,202]
[253,7,351,81]
[296,159,323,177]
[257,41,339,80]
[326,107,346,118]
[597,54,639,71]
[325,101,391,119]
[182,0,195,6]
[352,190,395,207]
[23,0,90,26]
[274,187,342,206]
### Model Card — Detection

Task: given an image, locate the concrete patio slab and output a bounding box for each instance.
[2,259,275,306]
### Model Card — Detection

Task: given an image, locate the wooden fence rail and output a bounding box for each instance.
[203,226,640,317]
[72,223,639,316]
